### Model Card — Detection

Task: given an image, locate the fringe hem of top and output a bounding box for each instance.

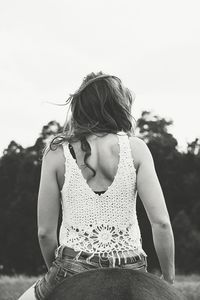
[72,248,147,268]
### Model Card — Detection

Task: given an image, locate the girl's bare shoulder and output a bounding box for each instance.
[129,136,153,170]
[42,143,65,170]
[129,136,148,149]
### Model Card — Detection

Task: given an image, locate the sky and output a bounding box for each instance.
[0,0,200,155]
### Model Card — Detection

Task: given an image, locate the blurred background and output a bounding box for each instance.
[0,0,200,276]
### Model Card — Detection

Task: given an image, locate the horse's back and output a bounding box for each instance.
[49,269,184,300]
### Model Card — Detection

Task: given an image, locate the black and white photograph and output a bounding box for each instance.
[0,1,200,299]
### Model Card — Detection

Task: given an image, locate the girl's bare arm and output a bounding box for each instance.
[37,147,61,269]
[130,137,175,284]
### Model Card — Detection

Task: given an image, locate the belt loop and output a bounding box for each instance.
[59,244,66,259]
[55,245,61,258]
[55,244,65,259]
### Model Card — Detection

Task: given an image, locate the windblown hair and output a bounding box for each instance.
[45,71,135,175]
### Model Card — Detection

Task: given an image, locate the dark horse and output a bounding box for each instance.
[48,269,184,300]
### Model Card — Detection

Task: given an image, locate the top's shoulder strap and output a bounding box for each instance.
[62,141,70,164]
[118,133,136,171]
[61,142,72,189]
[62,141,69,157]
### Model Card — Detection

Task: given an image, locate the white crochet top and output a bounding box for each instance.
[59,132,146,266]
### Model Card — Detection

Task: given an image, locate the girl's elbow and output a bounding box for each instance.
[38,228,56,239]
[151,219,172,230]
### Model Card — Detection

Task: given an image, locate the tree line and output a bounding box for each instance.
[0,111,200,275]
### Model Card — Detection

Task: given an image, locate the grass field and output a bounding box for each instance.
[0,274,200,300]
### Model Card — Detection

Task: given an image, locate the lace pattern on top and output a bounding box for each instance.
[60,133,147,267]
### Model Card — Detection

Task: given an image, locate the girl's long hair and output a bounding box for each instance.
[44,71,135,176]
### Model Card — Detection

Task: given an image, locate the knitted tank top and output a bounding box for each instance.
[59,132,147,266]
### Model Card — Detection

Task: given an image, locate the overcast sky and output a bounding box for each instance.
[0,0,200,155]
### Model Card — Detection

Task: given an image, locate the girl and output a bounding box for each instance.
[19,72,175,300]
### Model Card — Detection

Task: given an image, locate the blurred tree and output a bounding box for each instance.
[187,138,200,156]
[191,202,200,231]
[0,141,25,270]
[0,121,62,274]
[172,210,200,273]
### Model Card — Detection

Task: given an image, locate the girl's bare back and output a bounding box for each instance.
[56,133,138,193]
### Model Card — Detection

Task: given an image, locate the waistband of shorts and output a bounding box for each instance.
[55,245,80,259]
[55,244,147,267]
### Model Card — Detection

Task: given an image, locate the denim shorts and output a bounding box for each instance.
[34,245,147,300]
